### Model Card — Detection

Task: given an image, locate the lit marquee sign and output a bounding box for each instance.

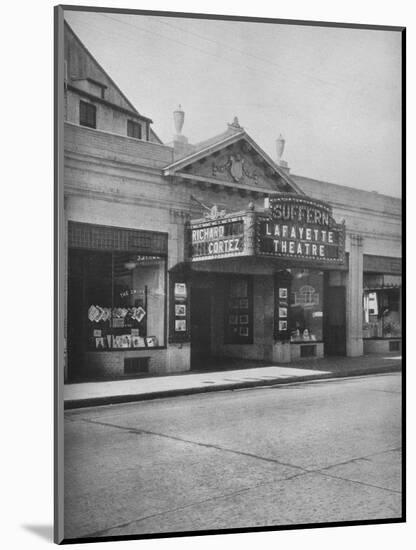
[257,195,345,263]
[189,216,245,261]
[188,196,345,265]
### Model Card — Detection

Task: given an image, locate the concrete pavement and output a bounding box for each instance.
[63,372,402,540]
[64,354,402,409]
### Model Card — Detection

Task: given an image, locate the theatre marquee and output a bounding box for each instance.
[189,215,246,261]
[257,195,345,264]
[188,196,345,265]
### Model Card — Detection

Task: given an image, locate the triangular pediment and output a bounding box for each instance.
[164,130,304,195]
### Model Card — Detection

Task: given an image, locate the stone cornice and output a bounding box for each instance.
[170,172,275,195]
[64,151,166,178]
[64,184,190,213]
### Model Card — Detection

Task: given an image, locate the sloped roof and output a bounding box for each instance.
[190,125,245,155]
[292,174,401,215]
[64,20,152,123]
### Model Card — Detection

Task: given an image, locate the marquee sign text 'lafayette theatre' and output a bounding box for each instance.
[257,196,345,263]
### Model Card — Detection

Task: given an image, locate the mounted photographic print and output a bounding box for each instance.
[279,320,288,331]
[279,307,287,318]
[239,326,249,337]
[55,4,404,545]
[279,288,288,299]
[175,304,186,316]
[175,319,186,332]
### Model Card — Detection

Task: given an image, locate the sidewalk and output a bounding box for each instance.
[64,354,402,410]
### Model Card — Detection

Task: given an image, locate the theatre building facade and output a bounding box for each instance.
[62,22,402,382]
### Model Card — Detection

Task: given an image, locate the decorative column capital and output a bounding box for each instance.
[169,208,190,224]
[349,233,363,247]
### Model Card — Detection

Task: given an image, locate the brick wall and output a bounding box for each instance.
[65,122,173,168]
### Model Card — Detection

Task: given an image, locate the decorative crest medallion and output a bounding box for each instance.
[229,154,244,182]
[212,153,258,185]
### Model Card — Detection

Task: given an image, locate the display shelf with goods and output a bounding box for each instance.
[69,248,166,354]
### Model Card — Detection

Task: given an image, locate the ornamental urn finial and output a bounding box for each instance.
[276,133,285,162]
[228,116,242,129]
[173,104,185,135]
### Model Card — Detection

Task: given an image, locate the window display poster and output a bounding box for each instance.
[279,320,288,331]
[132,336,146,348]
[145,336,158,347]
[95,337,105,349]
[368,292,378,315]
[279,288,288,300]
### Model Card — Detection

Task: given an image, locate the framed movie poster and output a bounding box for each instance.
[174,282,187,299]
[54,4,404,545]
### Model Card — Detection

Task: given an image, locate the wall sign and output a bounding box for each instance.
[189,217,245,261]
[258,195,345,264]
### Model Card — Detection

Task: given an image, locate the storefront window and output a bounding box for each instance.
[71,249,166,350]
[289,269,324,342]
[363,274,401,338]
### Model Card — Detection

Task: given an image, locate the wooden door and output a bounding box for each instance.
[191,288,212,368]
[324,286,346,355]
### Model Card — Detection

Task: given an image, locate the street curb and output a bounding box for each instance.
[64,363,402,410]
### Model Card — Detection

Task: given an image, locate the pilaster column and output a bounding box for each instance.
[168,209,189,268]
[346,233,364,356]
[243,207,256,256]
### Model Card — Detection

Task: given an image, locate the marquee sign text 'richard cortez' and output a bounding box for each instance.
[258,196,345,263]
[190,218,245,261]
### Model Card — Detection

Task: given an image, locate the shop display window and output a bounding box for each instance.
[70,249,166,350]
[289,269,324,342]
[224,277,253,344]
[363,274,401,338]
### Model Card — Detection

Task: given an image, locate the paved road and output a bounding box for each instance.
[64,373,402,539]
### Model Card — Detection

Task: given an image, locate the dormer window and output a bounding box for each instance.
[72,77,107,99]
[79,101,96,129]
[127,120,142,140]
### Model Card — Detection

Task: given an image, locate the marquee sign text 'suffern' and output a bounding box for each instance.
[258,196,345,263]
